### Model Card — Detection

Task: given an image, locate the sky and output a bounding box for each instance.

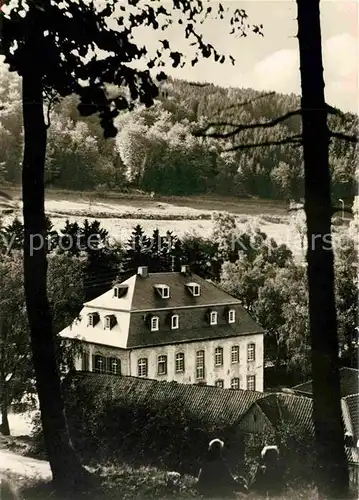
[130,0,358,113]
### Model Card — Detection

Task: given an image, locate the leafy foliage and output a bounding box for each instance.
[218,212,357,380]
[0,63,357,199]
[0,249,87,433]
[62,379,232,476]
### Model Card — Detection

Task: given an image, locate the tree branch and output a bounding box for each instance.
[225,135,302,152]
[326,104,347,118]
[288,206,353,217]
[43,90,59,129]
[213,91,276,116]
[195,109,301,139]
[329,131,358,143]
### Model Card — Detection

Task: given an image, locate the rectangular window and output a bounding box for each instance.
[247,375,256,391]
[81,352,89,371]
[214,347,223,366]
[162,286,170,298]
[151,316,159,331]
[247,343,256,362]
[196,350,205,380]
[157,355,167,375]
[93,355,105,373]
[109,358,120,375]
[175,353,185,373]
[231,345,239,364]
[231,378,240,390]
[228,309,236,323]
[171,315,179,330]
[215,379,224,388]
[138,358,148,377]
[210,311,218,325]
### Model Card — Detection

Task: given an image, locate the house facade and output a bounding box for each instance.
[60,265,264,391]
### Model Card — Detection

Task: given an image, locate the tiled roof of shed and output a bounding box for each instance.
[256,394,282,427]
[277,393,314,434]
[292,368,359,398]
[247,393,314,435]
[63,371,265,429]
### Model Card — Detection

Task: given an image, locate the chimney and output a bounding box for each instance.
[181,264,190,275]
[137,266,148,278]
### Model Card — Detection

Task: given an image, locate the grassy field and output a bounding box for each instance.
[0,186,350,261]
[1,186,289,216]
[0,463,321,500]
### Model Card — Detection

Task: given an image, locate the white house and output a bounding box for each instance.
[60,265,265,391]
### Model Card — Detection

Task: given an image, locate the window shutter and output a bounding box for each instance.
[106,357,112,373]
[82,352,89,371]
[92,355,96,372]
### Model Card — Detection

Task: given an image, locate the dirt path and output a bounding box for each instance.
[0,449,51,480]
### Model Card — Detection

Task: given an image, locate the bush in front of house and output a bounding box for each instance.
[242,421,317,489]
[63,381,234,475]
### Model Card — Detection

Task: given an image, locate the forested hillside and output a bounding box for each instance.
[0,67,357,201]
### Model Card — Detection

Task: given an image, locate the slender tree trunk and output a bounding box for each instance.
[0,317,10,436]
[297,1,349,497]
[22,49,89,490]
[0,401,10,436]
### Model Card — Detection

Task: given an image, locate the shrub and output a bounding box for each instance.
[242,421,317,489]
[64,382,233,475]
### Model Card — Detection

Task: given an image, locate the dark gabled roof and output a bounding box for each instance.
[64,371,265,430]
[292,367,359,398]
[241,393,314,436]
[256,394,282,427]
[63,271,264,349]
[343,394,359,440]
[277,394,314,434]
[130,272,241,311]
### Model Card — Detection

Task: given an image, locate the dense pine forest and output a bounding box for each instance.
[0,68,357,201]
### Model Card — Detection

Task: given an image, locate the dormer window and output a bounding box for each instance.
[210,311,218,325]
[171,314,179,330]
[87,312,99,327]
[151,316,159,332]
[186,282,201,297]
[104,314,116,330]
[113,284,128,298]
[228,309,236,324]
[154,284,170,299]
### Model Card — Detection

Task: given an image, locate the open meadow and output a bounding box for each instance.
[0,188,351,261]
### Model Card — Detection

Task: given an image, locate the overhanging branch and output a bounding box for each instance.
[214,91,276,116]
[195,109,301,139]
[329,131,358,143]
[225,134,302,152]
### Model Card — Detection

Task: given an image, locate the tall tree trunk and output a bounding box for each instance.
[0,317,10,436]
[297,1,349,497]
[0,401,10,436]
[22,55,89,491]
